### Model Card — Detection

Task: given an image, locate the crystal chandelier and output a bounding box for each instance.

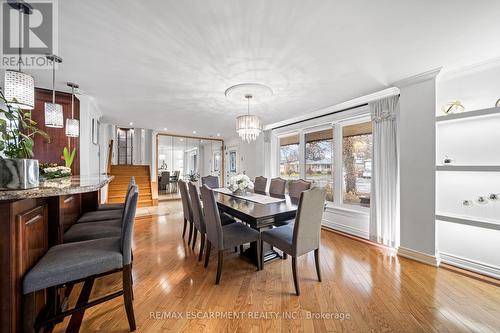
[236,95,262,143]
[44,55,64,128]
[4,2,35,110]
[65,82,80,137]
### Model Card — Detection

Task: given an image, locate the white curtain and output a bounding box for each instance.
[369,95,399,247]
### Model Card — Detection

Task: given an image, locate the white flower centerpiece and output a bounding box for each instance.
[228,174,254,195]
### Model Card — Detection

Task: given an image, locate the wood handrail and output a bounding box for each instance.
[107,139,113,174]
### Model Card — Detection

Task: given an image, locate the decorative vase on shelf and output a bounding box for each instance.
[441,101,465,115]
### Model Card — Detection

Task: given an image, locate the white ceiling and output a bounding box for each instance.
[21,0,500,139]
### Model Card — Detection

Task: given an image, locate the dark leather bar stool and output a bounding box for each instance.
[269,177,286,196]
[201,175,219,188]
[22,186,139,332]
[254,176,268,193]
[97,176,135,211]
[201,185,261,284]
[261,188,326,295]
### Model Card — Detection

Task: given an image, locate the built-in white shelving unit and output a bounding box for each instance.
[436,105,500,279]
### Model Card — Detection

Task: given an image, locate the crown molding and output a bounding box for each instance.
[393,67,442,88]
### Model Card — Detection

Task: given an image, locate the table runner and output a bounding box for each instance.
[214,187,286,204]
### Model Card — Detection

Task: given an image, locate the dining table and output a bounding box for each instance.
[213,188,299,266]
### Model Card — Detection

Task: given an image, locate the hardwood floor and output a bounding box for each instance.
[54,201,500,332]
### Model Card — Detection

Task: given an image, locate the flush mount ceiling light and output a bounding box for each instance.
[44,55,64,128]
[4,1,35,110]
[226,83,272,143]
[65,82,80,137]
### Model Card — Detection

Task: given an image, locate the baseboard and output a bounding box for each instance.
[397,247,441,267]
[322,220,369,240]
[439,252,500,280]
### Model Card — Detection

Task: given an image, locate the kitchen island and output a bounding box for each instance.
[0,175,113,333]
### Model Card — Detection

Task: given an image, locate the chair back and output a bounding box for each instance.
[292,187,326,257]
[200,185,223,250]
[159,172,170,186]
[201,175,219,189]
[121,184,139,265]
[254,176,268,193]
[188,182,205,233]
[128,176,136,189]
[288,179,312,200]
[269,177,286,196]
[178,179,192,222]
[172,170,180,180]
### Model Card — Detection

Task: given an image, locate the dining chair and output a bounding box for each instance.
[200,185,261,284]
[178,179,194,245]
[260,187,326,295]
[288,179,312,200]
[269,177,286,196]
[188,182,208,260]
[159,171,170,192]
[201,175,219,189]
[254,176,268,193]
[22,186,139,332]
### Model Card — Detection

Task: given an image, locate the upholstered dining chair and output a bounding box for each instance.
[254,176,268,193]
[178,179,194,245]
[260,187,326,295]
[200,185,261,284]
[22,186,139,332]
[201,175,219,189]
[269,177,287,196]
[159,171,170,192]
[288,179,312,200]
[188,182,207,259]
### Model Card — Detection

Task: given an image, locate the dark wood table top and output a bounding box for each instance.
[214,190,298,228]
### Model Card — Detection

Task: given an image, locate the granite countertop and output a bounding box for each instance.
[0,175,114,200]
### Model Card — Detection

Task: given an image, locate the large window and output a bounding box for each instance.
[305,129,334,201]
[279,134,300,179]
[342,121,372,207]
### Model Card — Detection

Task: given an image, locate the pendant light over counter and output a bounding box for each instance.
[44,55,64,128]
[4,1,35,110]
[65,82,80,137]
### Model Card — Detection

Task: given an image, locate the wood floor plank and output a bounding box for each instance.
[53,201,500,333]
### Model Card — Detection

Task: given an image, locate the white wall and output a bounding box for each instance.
[397,71,439,260]
[79,95,102,177]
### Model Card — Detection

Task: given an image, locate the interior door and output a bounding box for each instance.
[225,146,239,186]
[117,128,134,165]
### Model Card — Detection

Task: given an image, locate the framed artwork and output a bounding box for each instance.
[229,151,237,172]
[213,151,221,172]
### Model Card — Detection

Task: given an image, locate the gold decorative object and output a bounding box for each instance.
[441,101,465,115]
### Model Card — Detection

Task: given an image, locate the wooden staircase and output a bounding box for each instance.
[107,165,154,207]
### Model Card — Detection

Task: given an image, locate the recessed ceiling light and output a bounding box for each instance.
[180,138,184,141]
[129,122,133,126]
[216,133,221,137]
[163,127,167,131]
[192,130,197,134]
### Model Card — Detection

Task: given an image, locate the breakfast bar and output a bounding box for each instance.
[0,175,113,333]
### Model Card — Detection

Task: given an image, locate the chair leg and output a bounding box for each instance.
[216,250,224,285]
[292,257,300,296]
[204,240,211,268]
[234,247,238,253]
[198,233,205,262]
[23,292,36,333]
[314,248,322,282]
[192,228,198,250]
[188,221,193,245]
[260,239,264,270]
[255,241,262,271]
[122,265,136,331]
[239,245,244,254]
[182,218,187,239]
[283,253,288,260]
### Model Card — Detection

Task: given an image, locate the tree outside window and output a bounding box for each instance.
[279,134,300,179]
[305,129,333,201]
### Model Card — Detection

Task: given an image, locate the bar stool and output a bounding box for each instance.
[22,186,139,332]
[97,176,135,211]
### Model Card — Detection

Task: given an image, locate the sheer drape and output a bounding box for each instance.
[369,96,399,247]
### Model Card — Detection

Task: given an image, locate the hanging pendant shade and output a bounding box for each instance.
[4,70,35,110]
[65,82,80,138]
[44,55,64,128]
[236,114,262,143]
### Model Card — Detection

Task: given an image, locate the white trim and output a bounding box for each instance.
[397,247,441,267]
[322,219,369,240]
[393,67,442,88]
[325,202,370,216]
[264,87,399,130]
[440,252,500,280]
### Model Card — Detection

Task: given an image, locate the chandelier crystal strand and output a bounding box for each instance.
[236,94,262,143]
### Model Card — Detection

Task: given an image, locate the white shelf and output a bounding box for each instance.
[436,213,500,231]
[436,106,500,123]
[436,165,500,172]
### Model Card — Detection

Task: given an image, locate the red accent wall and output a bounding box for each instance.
[31,88,80,175]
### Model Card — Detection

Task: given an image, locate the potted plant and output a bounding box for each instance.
[0,90,50,189]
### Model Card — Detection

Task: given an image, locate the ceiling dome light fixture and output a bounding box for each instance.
[4,1,35,110]
[44,55,64,128]
[226,83,272,143]
[65,82,80,137]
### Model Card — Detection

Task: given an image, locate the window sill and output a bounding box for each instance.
[325,203,370,215]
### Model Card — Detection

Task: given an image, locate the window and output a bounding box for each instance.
[305,129,334,201]
[279,134,300,179]
[342,121,372,207]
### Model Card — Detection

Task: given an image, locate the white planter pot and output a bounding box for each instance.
[0,158,39,189]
